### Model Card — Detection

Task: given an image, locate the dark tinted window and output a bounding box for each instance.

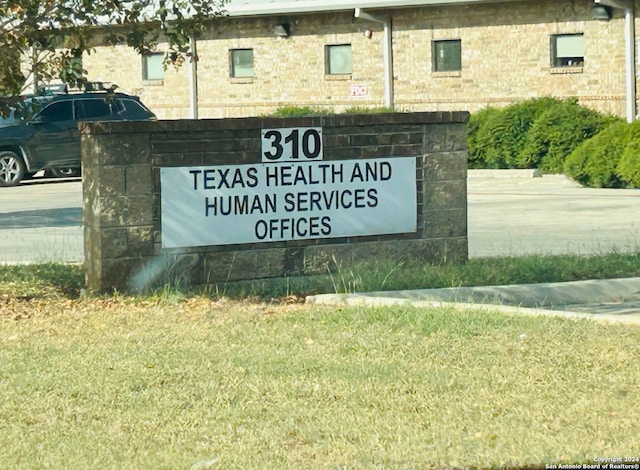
[37,101,74,122]
[117,99,155,120]
[433,39,462,72]
[75,99,113,120]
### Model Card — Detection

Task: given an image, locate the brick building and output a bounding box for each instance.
[80,0,636,120]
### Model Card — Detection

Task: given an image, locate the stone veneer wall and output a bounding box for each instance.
[83,112,468,293]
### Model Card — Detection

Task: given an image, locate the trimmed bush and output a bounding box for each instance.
[468,97,619,173]
[269,106,395,117]
[467,106,506,168]
[269,106,331,117]
[341,106,395,114]
[564,121,630,188]
[518,99,617,173]
[617,122,640,188]
[468,97,561,169]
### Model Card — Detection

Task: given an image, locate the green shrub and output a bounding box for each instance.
[469,98,556,169]
[519,99,617,173]
[617,121,640,188]
[468,97,575,169]
[269,106,331,117]
[468,97,619,173]
[269,106,396,117]
[564,121,630,188]
[467,106,503,168]
[341,106,396,114]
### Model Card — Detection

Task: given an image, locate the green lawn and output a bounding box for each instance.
[1,292,639,469]
[2,252,640,300]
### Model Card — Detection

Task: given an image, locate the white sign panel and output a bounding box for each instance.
[161,157,417,248]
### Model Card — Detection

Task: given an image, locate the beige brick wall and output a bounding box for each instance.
[393,0,628,116]
[81,0,634,119]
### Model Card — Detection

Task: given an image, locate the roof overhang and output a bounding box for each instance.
[225,0,524,17]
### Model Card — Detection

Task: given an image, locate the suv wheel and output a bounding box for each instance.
[0,151,25,187]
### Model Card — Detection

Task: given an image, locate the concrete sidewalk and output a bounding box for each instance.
[306,277,640,325]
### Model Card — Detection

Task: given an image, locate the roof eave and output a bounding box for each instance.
[225,0,524,17]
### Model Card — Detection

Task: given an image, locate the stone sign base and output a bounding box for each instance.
[82,112,468,292]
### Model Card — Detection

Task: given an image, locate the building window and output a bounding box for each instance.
[325,44,352,75]
[432,40,461,72]
[551,34,584,67]
[143,53,165,80]
[230,49,254,78]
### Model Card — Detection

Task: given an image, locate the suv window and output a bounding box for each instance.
[37,101,74,122]
[116,98,155,120]
[116,98,151,120]
[75,98,113,120]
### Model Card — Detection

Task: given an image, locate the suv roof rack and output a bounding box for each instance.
[36,83,68,96]
[38,82,121,96]
[80,81,119,93]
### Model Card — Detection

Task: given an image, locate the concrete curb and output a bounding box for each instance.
[467,169,542,179]
[306,295,639,325]
[305,278,640,325]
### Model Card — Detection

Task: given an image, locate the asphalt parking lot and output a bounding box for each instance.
[0,176,83,264]
[468,170,640,257]
[0,170,639,264]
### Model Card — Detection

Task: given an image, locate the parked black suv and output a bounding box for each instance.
[0,85,156,186]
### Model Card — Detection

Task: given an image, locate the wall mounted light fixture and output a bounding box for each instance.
[273,23,290,37]
[592,4,613,20]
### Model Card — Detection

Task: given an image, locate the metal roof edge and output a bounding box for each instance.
[225,0,523,17]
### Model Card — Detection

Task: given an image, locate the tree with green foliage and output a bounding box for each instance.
[0,0,227,113]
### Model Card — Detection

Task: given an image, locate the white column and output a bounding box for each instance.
[189,36,199,119]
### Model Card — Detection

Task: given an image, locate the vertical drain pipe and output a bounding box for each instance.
[355,8,394,110]
[595,0,636,122]
[189,36,199,119]
[623,4,636,122]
